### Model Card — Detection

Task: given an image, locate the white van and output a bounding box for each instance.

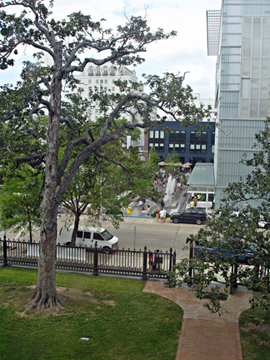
[58,226,119,252]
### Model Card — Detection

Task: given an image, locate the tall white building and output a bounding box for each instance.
[74,62,146,153]
[207,0,270,208]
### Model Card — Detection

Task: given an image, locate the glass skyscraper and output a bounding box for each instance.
[207,0,270,208]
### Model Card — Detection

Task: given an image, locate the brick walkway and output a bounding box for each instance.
[143,281,252,360]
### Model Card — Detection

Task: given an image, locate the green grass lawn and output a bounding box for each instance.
[0,268,183,360]
[240,306,270,360]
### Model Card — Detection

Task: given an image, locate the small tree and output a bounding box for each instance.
[0,164,42,242]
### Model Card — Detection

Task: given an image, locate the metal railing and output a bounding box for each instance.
[0,236,176,280]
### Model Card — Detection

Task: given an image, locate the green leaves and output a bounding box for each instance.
[169,118,270,315]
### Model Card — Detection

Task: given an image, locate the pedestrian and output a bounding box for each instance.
[148,252,153,271]
[161,199,165,209]
[190,200,194,209]
[101,205,107,220]
[146,205,151,216]
[95,206,100,220]
[160,208,167,222]
[243,201,249,210]
[154,249,162,272]
[155,207,160,222]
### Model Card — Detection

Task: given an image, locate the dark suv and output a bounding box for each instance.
[170,208,207,225]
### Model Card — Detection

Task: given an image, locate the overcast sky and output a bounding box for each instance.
[0,0,222,99]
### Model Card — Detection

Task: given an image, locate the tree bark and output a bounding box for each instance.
[26,42,65,310]
[71,216,80,247]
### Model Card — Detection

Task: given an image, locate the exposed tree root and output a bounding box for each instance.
[26,289,66,311]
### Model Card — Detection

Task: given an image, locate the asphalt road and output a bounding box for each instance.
[2,215,202,261]
[98,216,201,260]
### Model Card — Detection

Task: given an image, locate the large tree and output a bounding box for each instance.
[0,0,209,309]
[169,118,270,316]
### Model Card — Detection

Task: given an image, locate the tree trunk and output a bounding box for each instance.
[71,216,80,247]
[26,42,65,310]
[26,195,65,309]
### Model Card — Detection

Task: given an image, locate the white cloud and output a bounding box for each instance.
[1,0,221,98]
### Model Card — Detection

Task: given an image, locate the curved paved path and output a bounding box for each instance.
[143,281,252,360]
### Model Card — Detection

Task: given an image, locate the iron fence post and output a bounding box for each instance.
[2,235,8,268]
[173,250,176,267]
[169,247,173,272]
[93,242,99,276]
[142,246,147,280]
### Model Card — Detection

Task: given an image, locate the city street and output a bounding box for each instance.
[1,214,202,262]
[110,217,201,260]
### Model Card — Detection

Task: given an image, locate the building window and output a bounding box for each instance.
[150,142,164,152]
[241,78,250,98]
[110,66,116,75]
[201,132,207,144]
[180,144,185,153]
[100,79,103,84]
[88,79,92,84]
[180,131,186,143]
[190,131,207,154]
[96,79,99,84]
[211,132,215,145]
[150,130,164,139]
[88,66,94,76]
[169,131,180,139]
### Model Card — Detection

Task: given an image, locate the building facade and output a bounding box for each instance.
[148,120,215,164]
[207,0,270,208]
[74,63,146,153]
[147,94,216,164]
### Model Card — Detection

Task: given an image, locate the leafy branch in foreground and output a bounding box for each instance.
[168,118,270,317]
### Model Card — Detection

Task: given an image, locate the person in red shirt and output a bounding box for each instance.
[156,207,160,222]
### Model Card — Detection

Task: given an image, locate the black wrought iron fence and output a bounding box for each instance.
[0,236,176,280]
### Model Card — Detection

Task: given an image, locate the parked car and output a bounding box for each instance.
[58,226,119,253]
[193,237,256,264]
[170,209,207,225]
[258,216,270,229]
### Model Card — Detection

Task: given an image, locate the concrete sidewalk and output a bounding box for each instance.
[143,281,252,360]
